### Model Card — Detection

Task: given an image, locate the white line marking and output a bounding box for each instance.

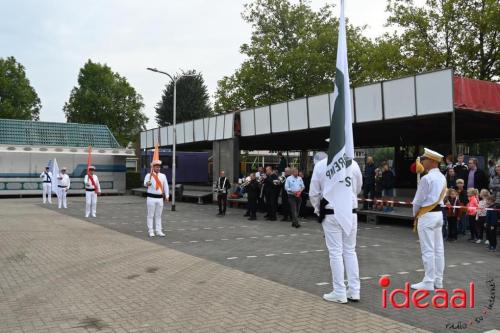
[227,257,238,260]
[236,237,245,240]
[264,235,272,238]
[448,264,458,268]
[189,240,198,243]
[165,229,172,232]
[416,269,425,272]
[217,226,224,229]
[375,226,381,229]
[378,274,391,277]
[282,252,293,255]
[135,231,143,233]
[241,225,248,228]
[265,254,275,257]
[221,239,229,241]
[360,277,373,280]
[250,236,258,239]
[365,228,372,230]
[475,261,485,264]
[397,272,409,275]
[299,251,309,254]
[203,227,212,230]
[316,282,329,286]
[172,241,181,244]
[315,249,325,252]
[302,233,310,235]
[461,262,471,266]
[277,235,285,237]
[290,234,298,236]
[372,244,381,247]
[359,245,367,248]
[246,255,257,258]
[205,240,214,242]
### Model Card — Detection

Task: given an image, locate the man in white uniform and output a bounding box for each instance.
[411,148,447,291]
[310,154,363,303]
[40,166,52,204]
[144,160,170,237]
[57,167,71,209]
[84,166,100,218]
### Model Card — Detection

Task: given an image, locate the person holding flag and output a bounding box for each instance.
[40,165,53,204]
[411,148,447,291]
[84,146,100,218]
[84,166,100,218]
[144,144,169,237]
[309,0,362,304]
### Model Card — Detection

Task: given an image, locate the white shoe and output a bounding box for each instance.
[411,281,434,291]
[323,291,347,304]
[485,240,490,245]
[435,281,443,289]
[92,214,96,218]
[85,215,89,218]
[347,291,360,302]
[156,231,166,237]
[475,239,482,244]
[148,231,155,237]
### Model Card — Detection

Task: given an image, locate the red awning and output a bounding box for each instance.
[454,77,500,114]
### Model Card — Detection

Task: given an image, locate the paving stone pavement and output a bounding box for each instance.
[1,196,498,332]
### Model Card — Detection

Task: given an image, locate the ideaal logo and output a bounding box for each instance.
[379,276,496,330]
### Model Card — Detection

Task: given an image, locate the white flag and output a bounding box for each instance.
[50,158,60,195]
[324,0,355,235]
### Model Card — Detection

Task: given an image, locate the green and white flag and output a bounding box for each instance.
[324,0,355,234]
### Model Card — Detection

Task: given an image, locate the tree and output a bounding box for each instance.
[214,0,379,113]
[155,70,212,126]
[0,56,41,120]
[63,60,147,146]
[386,0,499,81]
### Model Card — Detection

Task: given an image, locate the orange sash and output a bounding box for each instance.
[151,172,163,193]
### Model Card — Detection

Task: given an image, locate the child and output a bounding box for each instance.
[466,188,479,241]
[455,179,468,235]
[485,196,498,252]
[445,188,462,241]
[476,189,490,244]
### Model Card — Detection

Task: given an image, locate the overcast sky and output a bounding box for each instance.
[0,0,424,129]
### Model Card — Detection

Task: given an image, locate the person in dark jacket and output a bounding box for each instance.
[453,154,468,182]
[381,163,395,212]
[299,171,310,218]
[263,166,280,221]
[363,156,376,210]
[485,196,498,251]
[464,158,489,192]
[245,173,260,220]
[446,167,457,189]
[278,153,288,174]
[280,168,291,221]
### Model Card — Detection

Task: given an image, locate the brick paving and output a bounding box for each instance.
[0,196,497,332]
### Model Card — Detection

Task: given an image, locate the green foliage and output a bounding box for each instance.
[386,0,499,80]
[63,60,147,146]
[0,56,41,120]
[214,0,377,112]
[155,70,212,126]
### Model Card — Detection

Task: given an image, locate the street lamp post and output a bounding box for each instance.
[147,67,198,211]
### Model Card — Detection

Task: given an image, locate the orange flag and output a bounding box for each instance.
[150,144,162,192]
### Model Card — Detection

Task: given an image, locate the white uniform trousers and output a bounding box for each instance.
[85,191,97,217]
[147,197,164,233]
[322,213,360,297]
[58,188,68,208]
[417,211,445,284]
[42,183,52,203]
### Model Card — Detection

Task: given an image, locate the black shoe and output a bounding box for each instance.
[244,213,250,217]
[248,217,256,221]
[217,212,222,216]
[295,224,301,228]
